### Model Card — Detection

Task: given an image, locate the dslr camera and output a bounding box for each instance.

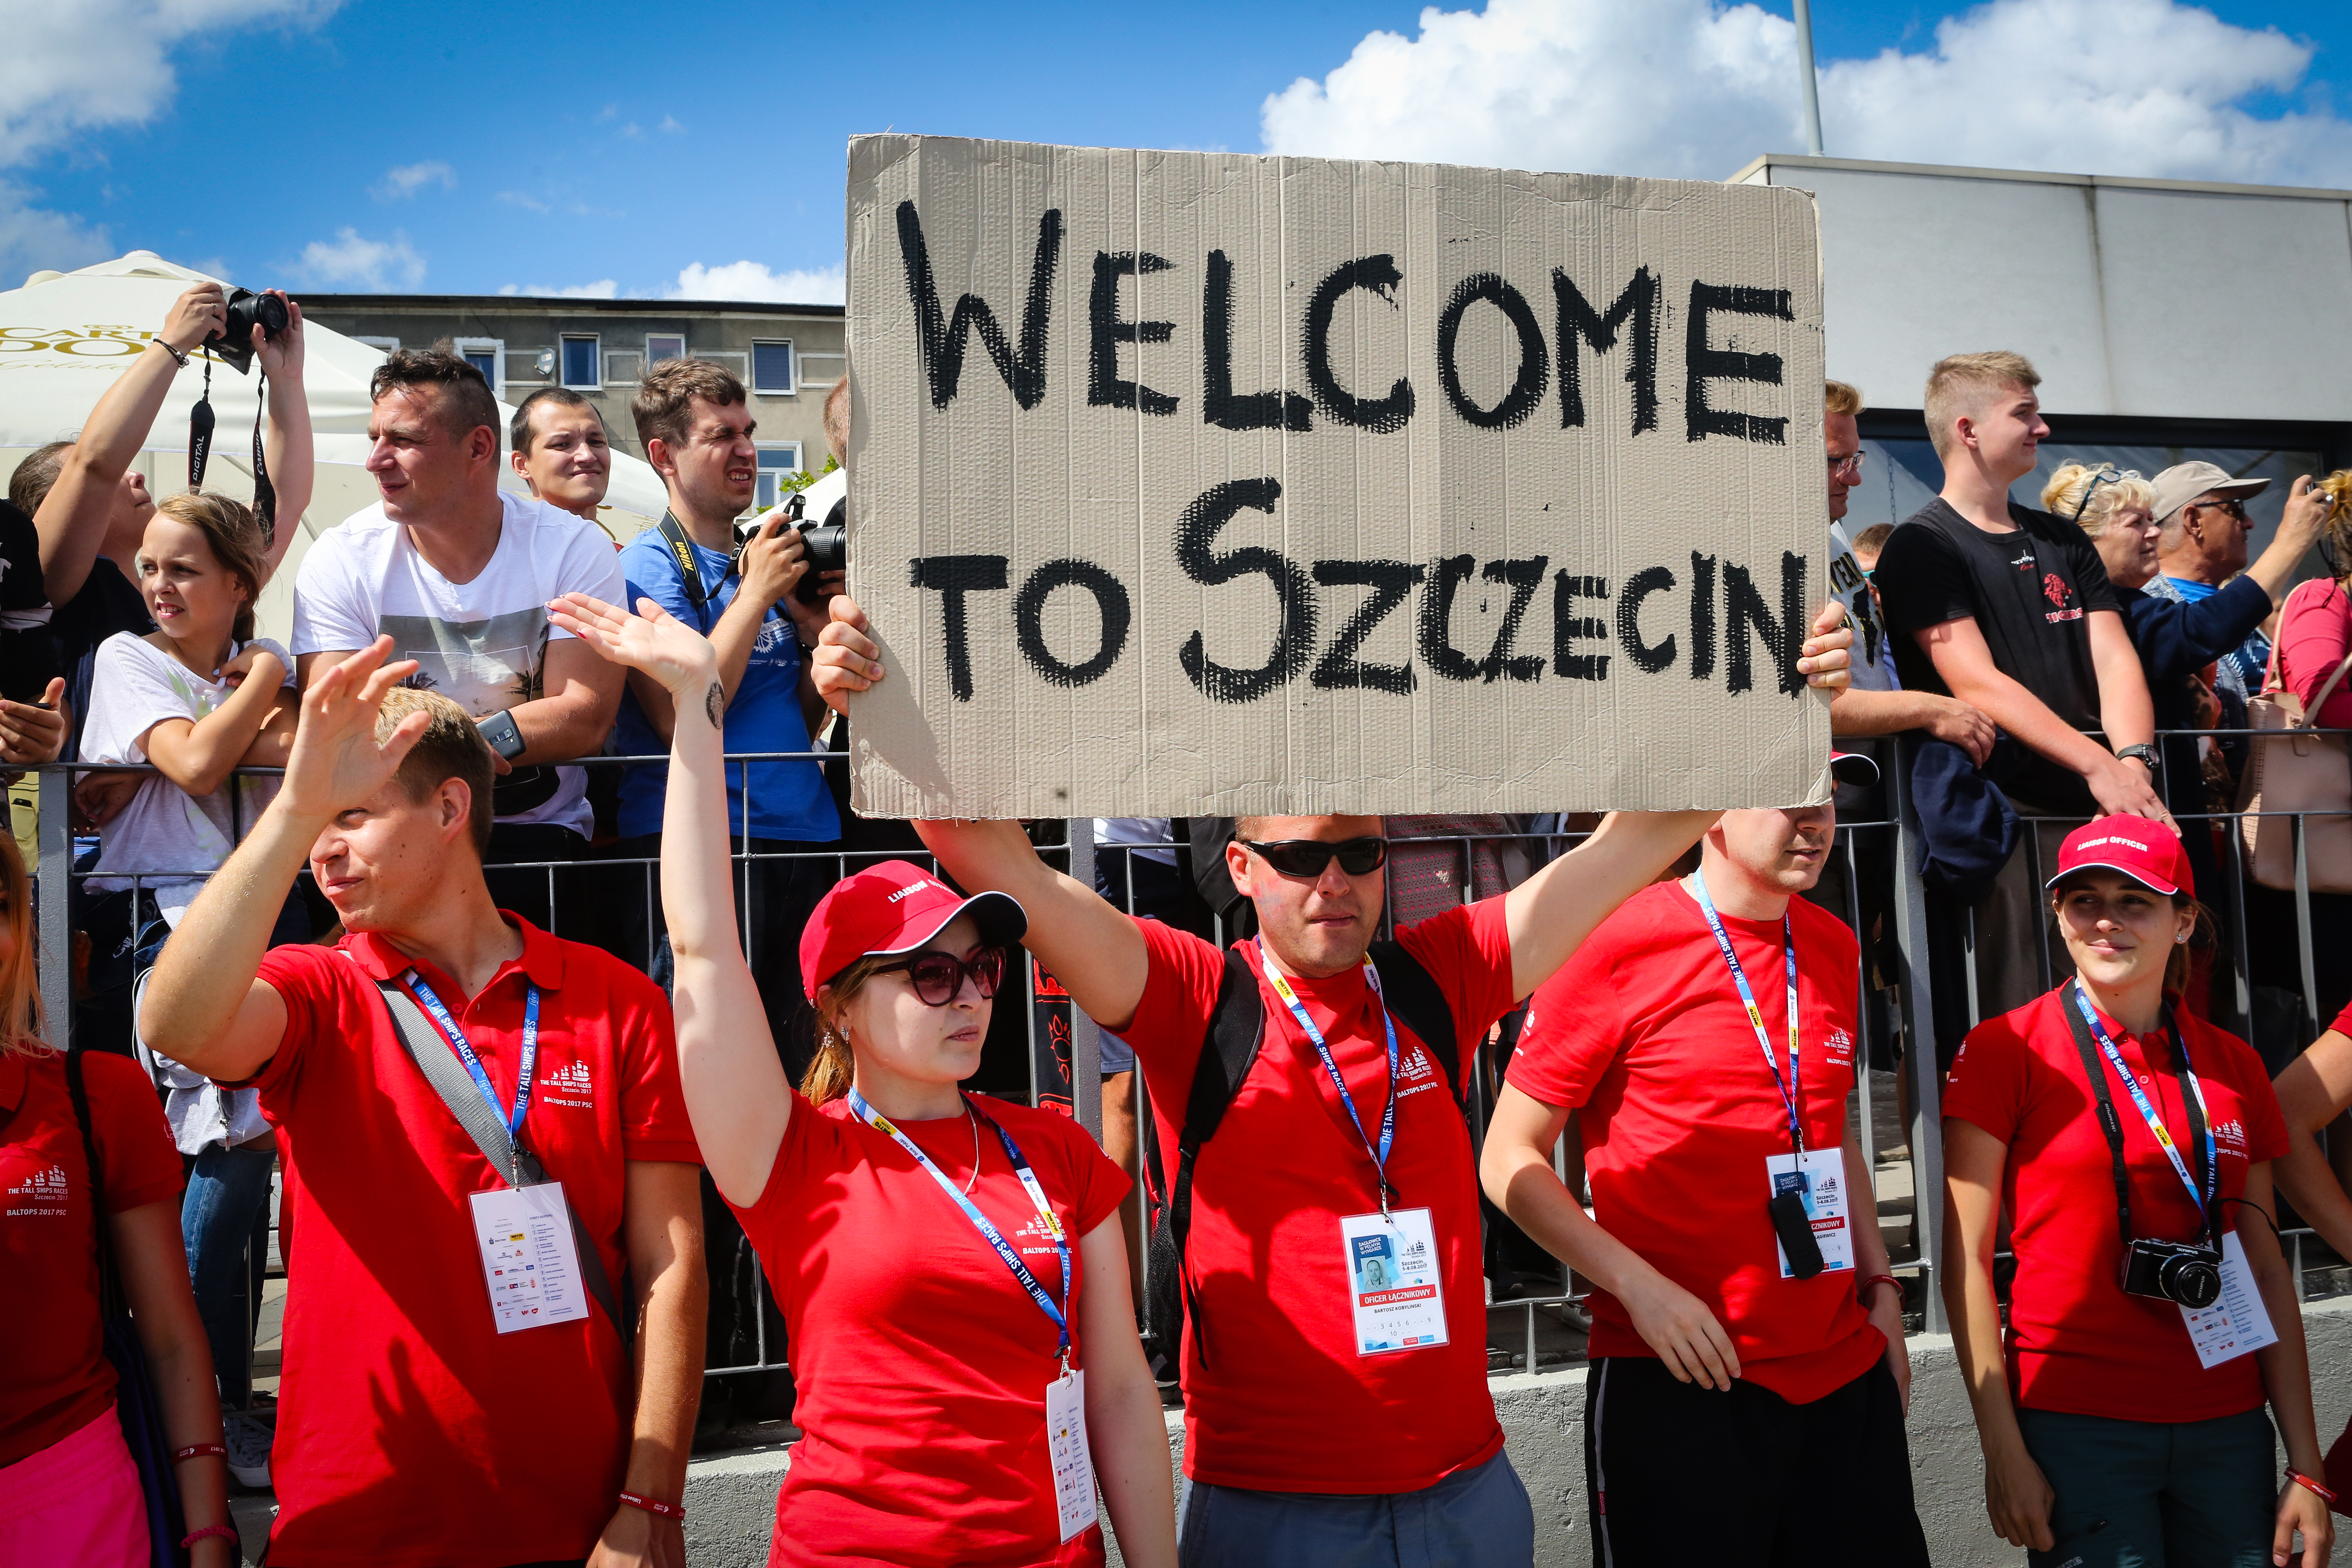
[2120,1237,2223,1309]
[205,287,289,375]
[735,492,848,605]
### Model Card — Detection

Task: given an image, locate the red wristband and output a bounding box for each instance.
[182,1524,239,1548]
[1858,1272,1903,1305]
[173,1443,228,1463]
[2290,1470,2338,1506]
[619,1490,686,1523]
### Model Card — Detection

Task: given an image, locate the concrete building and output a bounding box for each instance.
[1734,152,2352,570]
[298,293,845,509]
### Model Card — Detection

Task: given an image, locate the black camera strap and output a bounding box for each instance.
[185,355,276,547]
[656,511,729,629]
[2060,990,2216,1250]
[188,354,215,491]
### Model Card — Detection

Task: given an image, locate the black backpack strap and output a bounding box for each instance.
[64,1047,125,1318]
[1366,940,1460,1096]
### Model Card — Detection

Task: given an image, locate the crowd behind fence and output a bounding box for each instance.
[22,723,2352,1410]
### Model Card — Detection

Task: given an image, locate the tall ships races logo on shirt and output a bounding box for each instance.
[539,1060,595,1109]
[5,1163,70,1218]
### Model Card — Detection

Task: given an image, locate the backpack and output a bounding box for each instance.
[1139,941,1459,1376]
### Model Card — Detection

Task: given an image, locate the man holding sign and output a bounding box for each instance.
[811,593,1851,1565]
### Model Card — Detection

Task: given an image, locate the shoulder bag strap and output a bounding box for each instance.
[1365,940,1461,1095]
[2059,991,2136,1248]
[65,1047,126,1319]
[373,980,631,1345]
[2299,648,2352,731]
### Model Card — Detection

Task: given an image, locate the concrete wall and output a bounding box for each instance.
[1731,154,2352,425]
[679,1294,2352,1568]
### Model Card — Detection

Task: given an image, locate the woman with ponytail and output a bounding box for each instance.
[550,590,1176,1568]
[1941,819,2331,1567]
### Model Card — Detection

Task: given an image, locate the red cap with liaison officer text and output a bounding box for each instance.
[2045,819,2195,901]
[798,859,1029,999]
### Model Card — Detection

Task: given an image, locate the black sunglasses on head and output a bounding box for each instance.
[871,946,1008,1006]
[1241,837,1389,879]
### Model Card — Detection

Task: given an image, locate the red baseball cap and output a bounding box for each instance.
[798,859,1028,998]
[2045,819,2195,900]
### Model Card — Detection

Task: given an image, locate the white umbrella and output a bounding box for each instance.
[0,252,670,640]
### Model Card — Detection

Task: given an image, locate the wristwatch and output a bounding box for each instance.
[477,710,528,762]
[2116,743,2160,773]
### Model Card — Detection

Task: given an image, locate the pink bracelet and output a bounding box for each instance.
[182,1524,239,1549]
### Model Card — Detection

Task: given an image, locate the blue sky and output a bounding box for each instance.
[6,0,2350,302]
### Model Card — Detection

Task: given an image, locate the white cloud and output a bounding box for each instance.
[659,115,685,134]
[295,227,425,290]
[669,260,845,305]
[0,180,112,285]
[375,160,454,199]
[1261,0,2352,187]
[496,279,620,298]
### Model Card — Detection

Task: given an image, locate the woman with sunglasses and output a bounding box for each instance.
[550,591,1177,1568]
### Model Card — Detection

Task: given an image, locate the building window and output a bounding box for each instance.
[646,333,686,366]
[752,340,795,396]
[561,335,601,390]
[754,445,804,511]
[454,337,504,395]
[353,334,399,355]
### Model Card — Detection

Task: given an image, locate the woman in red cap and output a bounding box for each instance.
[552,591,1176,1568]
[1940,818,2332,1568]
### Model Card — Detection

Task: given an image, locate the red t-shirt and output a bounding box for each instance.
[731,1093,1128,1568]
[1120,903,1517,1494]
[247,919,699,1568]
[1508,881,1883,1403]
[1941,987,2288,1422]
[1,1049,182,1468]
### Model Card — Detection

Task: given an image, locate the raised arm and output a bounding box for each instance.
[36,283,225,603]
[548,592,791,1207]
[2272,1027,2352,1267]
[2244,475,2331,608]
[254,293,312,578]
[140,639,425,1081]
[1501,810,1716,1000]
[506,636,625,767]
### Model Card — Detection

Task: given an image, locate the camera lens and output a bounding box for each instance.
[255,292,289,334]
[2161,1253,2222,1310]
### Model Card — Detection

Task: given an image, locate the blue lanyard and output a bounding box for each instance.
[1258,940,1402,1214]
[1689,873,1805,1153]
[405,971,540,1142]
[2069,980,2216,1222]
[847,1088,1073,1369]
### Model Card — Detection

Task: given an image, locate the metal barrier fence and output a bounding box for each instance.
[22,723,2351,1398]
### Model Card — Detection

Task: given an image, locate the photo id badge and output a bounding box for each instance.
[1045,1369,1094,1541]
[1764,1149,1854,1278]
[1339,1207,1448,1355]
[468,1182,591,1334]
[2180,1232,2280,1369]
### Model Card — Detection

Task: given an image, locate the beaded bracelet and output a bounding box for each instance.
[619,1490,687,1523]
[182,1524,239,1549]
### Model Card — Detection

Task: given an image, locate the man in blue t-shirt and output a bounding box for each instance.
[613,359,840,1060]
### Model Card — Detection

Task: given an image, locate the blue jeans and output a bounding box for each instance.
[1178,1449,1534,1568]
[2017,1405,2278,1568]
[182,1140,275,1409]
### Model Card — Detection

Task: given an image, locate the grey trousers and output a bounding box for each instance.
[1178,1450,1535,1568]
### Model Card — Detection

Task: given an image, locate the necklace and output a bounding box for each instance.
[960,1106,981,1195]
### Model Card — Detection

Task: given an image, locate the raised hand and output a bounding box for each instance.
[161,282,227,356]
[275,637,425,824]
[254,292,305,382]
[0,678,67,765]
[549,593,717,697]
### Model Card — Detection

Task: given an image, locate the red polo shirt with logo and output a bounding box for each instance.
[1118,902,1518,1495]
[247,917,698,1568]
[1508,881,1883,1404]
[1,1048,182,1468]
[1942,988,2287,1422]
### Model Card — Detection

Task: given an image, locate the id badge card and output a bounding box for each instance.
[1764,1149,1855,1277]
[1045,1369,1094,1541]
[1339,1207,1448,1355]
[468,1182,592,1334]
[2180,1232,2280,1369]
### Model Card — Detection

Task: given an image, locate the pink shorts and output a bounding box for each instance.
[0,1405,151,1568]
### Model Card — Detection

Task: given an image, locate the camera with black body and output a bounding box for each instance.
[735,492,848,604]
[204,287,288,374]
[2120,1237,2223,1309]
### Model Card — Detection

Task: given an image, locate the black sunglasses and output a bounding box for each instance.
[1241,837,1389,879]
[2188,497,2249,521]
[871,946,1008,1006]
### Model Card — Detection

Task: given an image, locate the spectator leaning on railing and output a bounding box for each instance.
[1481,754,1929,1568]
[291,349,626,938]
[508,385,613,524]
[138,651,706,1568]
[0,497,66,767]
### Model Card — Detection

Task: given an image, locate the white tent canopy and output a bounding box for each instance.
[0,252,668,639]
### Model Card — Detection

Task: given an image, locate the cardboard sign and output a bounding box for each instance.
[845,134,1829,817]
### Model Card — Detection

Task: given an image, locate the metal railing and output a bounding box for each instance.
[22,723,2351,1399]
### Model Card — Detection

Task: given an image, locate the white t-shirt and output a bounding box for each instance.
[78,633,296,921]
[291,491,625,836]
[1093,816,1178,868]
[1827,517,1896,692]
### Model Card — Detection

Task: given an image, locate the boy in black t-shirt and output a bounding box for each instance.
[1873,351,2167,1040]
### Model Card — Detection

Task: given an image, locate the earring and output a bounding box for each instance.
[2174,933,2188,944]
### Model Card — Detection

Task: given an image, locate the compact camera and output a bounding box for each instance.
[2120,1238,2223,1309]
[735,492,848,604]
[205,287,289,374]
